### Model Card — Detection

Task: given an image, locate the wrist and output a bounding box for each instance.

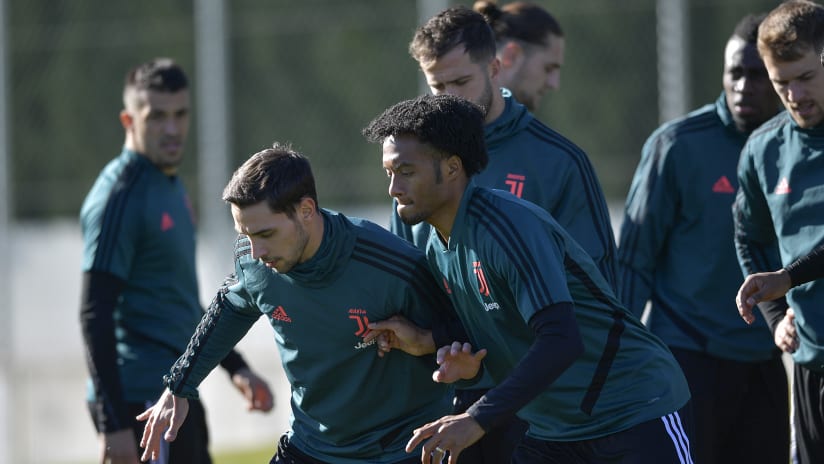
[781,265,798,289]
[412,329,436,356]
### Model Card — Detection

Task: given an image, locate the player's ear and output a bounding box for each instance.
[499,41,523,68]
[489,56,502,82]
[119,109,134,130]
[445,155,462,179]
[298,197,316,220]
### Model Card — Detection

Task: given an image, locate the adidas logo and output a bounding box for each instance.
[774,177,792,195]
[712,176,735,194]
[271,305,292,322]
[161,212,175,231]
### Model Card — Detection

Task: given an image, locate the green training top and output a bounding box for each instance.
[80,148,202,403]
[392,89,618,287]
[619,93,778,362]
[427,182,689,440]
[165,210,453,463]
[735,111,824,371]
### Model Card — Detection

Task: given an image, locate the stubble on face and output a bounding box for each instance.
[232,203,311,274]
[269,219,309,274]
[420,47,495,120]
[764,49,824,128]
[506,37,564,112]
[130,89,190,174]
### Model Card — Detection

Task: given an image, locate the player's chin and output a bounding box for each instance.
[399,211,426,226]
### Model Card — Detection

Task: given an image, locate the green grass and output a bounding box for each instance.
[214,444,275,464]
[64,445,274,464]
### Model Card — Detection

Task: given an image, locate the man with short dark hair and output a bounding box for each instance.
[365,93,693,464]
[617,13,788,464]
[79,58,273,464]
[398,6,616,288]
[474,1,564,112]
[393,9,617,461]
[138,144,457,464]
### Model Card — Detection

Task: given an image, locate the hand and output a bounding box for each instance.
[98,429,140,464]
[231,367,275,412]
[736,270,792,324]
[365,315,435,357]
[406,413,485,464]
[137,389,189,462]
[774,308,798,354]
[433,342,487,384]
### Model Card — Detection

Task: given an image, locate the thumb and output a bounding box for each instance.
[367,320,395,331]
[474,348,488,362]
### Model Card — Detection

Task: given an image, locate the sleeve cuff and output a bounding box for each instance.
[218,349,249,377]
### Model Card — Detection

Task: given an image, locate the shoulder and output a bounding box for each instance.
[348,217,429,271]
[522,118,588,159]
[741,112,792,161]
[654,104,717,140]
[747,111,791,146]
[466,188,556,239]
[463,188,568,270]
[631,105,721,174]
[80,155,151,225]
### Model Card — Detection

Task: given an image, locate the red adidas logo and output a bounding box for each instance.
[271,305,292,323]
[712,176,735,194]
[161,212,175,231]
[774,177,792,195]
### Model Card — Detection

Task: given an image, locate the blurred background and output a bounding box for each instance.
[0,0,783,462]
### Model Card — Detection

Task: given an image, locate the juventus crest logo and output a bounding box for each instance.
[473,261,490,297]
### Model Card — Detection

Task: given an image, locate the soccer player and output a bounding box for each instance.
[137,145,458,464]
[79,58,273,464]
[394,6,616,289]
[733,2,824,462]
[474,1,564,112]
[364,94,693,464]
[391,8,617,461]
[736,243,824,324]
[616,13,787,464]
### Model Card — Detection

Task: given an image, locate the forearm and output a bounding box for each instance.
[218,348,249,377]
[785,243,824,287]
[466,303,584,431]
[733,216,790,334]
[165,288,258,398]
[79,271,131,432]
[756,298,790,335]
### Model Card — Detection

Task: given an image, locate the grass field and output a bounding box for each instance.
[214,444,274,463]
[65,444,275,464]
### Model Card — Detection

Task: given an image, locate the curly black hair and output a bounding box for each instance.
[362,94,488,177]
